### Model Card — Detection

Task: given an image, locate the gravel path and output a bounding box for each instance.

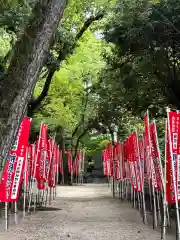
[0,184,175,240]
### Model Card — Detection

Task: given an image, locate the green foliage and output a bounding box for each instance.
[0,1,32,32]
[82,134,110,155]
[63,0,116,31]
[0,0,171,155]
[101,0,180,117]
[0,0,19,10]
[0,28,11,57]
[33,31,106,139]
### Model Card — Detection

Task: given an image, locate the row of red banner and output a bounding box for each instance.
[102,110,180,204]
[67,149,85,176]
[0,118,85,203]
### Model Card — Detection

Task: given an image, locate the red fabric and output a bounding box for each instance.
[67,149,73,173]
[166,112,179,203]
[150,122,163,190]
[144,112,152,179]
[0,117,31,202]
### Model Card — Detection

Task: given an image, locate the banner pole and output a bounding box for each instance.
[45,134,56,205]
[56,172,58,198]
[136,132,147,222]
[41,188,45,206]
[28,124,43,213]
[156,191,162,225]
[71,171,73,185]
[131,185,133,203]
[127,180,129,200]
[118,181,121,199]
[23,177,26,217]
[77,158,79,185]
[125,179,128,200]
[62,170,64,185]
[167,108,180,240]
[152,185,158,228]
[45,187,48,207]
[5,201,8,230]
[142,188,147,224]
[121,180,123,199]
[156,190,161,225]
[133,190,136,208]
[49,187,52,205]
[127,180,129,201]
[152,119,167,237]
[112,177,115,198]
[27,145,34,212]
[137,191,141,212]
[61,149,64,185]
[27,176,33,211]
[56,147,59,197]
[14,202,18,224]
[123,180,126,200]
[82,153,84,184]
[34,193,37,212]
[53,186,55,200]
[148,183,153,212]
[129,181,131,202]
[52,187,54,200]
[166,205,171,228]
[79,156,81,184]
[121,179,124,200]
[37,190,40,206]
[23,148,28,217]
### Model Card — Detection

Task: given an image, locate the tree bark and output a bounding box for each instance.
[0,0,67,170]
[72,129,88,162]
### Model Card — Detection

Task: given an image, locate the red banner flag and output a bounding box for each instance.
[150,121,164,191]
[106,143,114,177]
[48,143,56,188]
[73,152,80,176]
[104,147,111,176]
[138,138,144,184]
[67,149,73,173]
[24,147,29,186]
[166,111,179,203]
[59,149,63,174]
[144,111,152,179]
[115,143,124,180]
[132,132,143,192]
[36,124,48,188]
[177,115,180,200]
[102,151,108,176]
[127,133,138,191]
[0,117,31,202]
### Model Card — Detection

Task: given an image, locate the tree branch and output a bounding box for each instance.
[27,12,105,116]
[75,12,104,41]
[27,69,54,116]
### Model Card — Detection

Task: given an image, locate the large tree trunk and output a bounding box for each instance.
[0,0,67,171]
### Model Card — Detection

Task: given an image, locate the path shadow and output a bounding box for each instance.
[37,207,62,212]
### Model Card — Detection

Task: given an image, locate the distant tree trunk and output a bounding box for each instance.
[0,0,67,171]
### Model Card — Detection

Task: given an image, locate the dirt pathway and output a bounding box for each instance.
[0,184,174,240]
